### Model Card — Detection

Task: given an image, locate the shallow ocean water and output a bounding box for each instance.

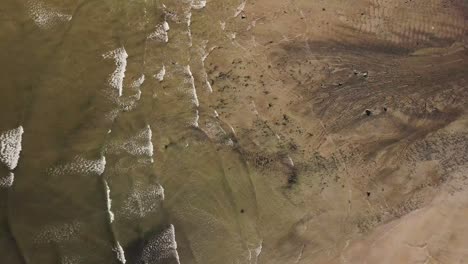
[1,0,468,264]
[1,1,260,263]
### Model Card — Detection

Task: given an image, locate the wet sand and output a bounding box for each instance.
[0,0,467,263]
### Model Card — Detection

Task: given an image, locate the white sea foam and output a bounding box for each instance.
[201,44,217,93]
[202,121,234,146]
[250,101,259,115]
[134,89,142,101]
[132,74,145,89]
[184,65,199,107]
[0,172,14,188]
[202,45,218,62]
[0,126,24,171]
[105,125,153,158]
[104,180,114,223]
[192,110,200,127]
[103,47,128,97]
[131,74,145,100]
[121,183,165,218]
[204,121,225,136]
[294,244,305,263]
[104,82,141,114]
[34,221,81,244]
[163,5,179,23]
[160,185,165,200]
[206,80,213,93]
[220,21,226,30]
[114,241,127,264]
[105,109,121,121]
[163,21,170,31]
[229,32,237,40]
[148,21,170,42]
[103,72,145,121]
[186,11,192,29]
[226,138,234,146]
[48,156,106,176]
[27,1,72,29]
[247,20,255,31]
[186,12,193,46]
[134,125,153,157]
[191,0,207,9]
[234,0,247,17]
[141,225,180,264]
[154,65,166,82]
[61,255,82,264]
[251,241,263,264]
[228,124,236,135]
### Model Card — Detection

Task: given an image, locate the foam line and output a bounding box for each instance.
[0,172,14,188]
[185,65,199,107]
[103,47,128,97]
[0,126,24,170]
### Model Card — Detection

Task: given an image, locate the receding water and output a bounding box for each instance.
[1,1,468,264]
[1,1,260,263]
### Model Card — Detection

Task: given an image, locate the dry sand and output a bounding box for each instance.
[0,0,467,263]
[200,0,468,263]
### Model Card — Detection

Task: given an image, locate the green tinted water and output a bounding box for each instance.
[0,1,261,263]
